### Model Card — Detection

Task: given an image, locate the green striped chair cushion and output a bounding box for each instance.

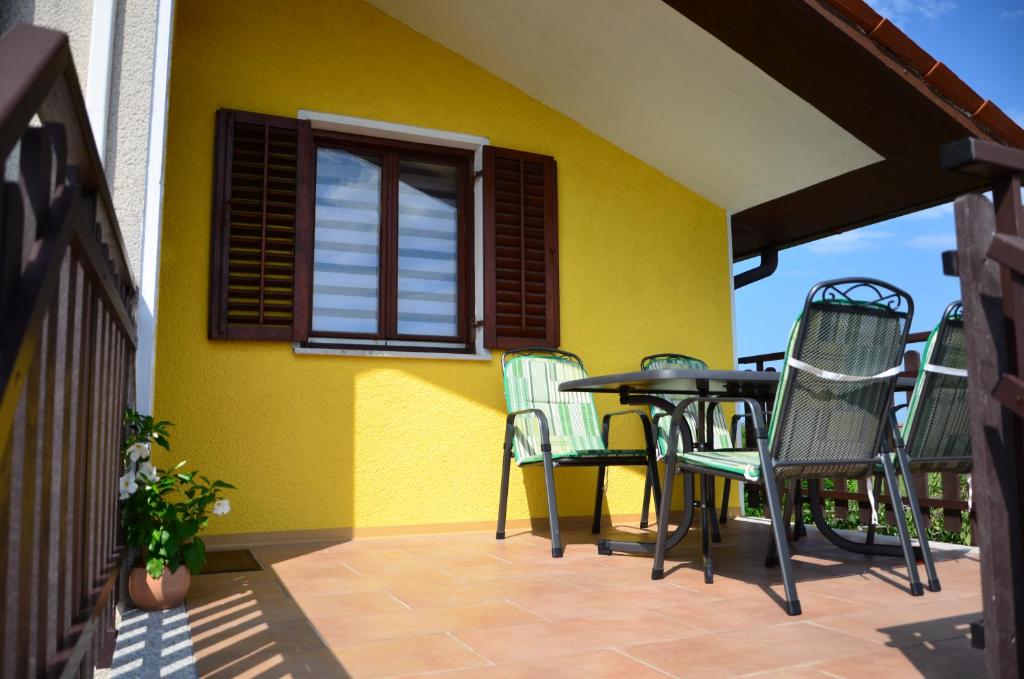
[641,354,734,459]
[680,449,762,481]
[503,353,645,465]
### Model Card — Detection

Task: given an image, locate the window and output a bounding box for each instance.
[307,133,473,348]
[209,109,560,355]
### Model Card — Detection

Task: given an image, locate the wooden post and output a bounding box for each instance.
[955,191,1024,676]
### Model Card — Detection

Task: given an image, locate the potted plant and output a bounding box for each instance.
[120,410,235,610]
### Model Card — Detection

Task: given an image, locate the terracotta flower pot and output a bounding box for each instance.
[128,564,191,611]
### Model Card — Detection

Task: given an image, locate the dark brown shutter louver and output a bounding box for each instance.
[483,146,559,349]
[209,109,309,340]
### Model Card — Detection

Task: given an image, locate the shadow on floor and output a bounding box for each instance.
[186,544,352,678]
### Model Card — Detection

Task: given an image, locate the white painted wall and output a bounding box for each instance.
[1,0,158,279]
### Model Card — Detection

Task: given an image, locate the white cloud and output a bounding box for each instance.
[906,232,956,251]
[865,0,957,25]
[1000,8,1024,21]
[807,229,894,255]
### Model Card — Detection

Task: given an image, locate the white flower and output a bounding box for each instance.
[118,472,138,500]
[127,442,150,462]
[212,499,231,516]
[137,461,158,482]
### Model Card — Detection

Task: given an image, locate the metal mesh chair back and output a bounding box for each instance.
[641,354,733,459]
[501,349,605,464]
[902,302,971,472]
[768,280,912,479]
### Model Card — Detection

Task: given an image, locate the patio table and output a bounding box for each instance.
[559,368,918,558]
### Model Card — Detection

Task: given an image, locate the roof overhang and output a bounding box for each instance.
[367,0,1023,260]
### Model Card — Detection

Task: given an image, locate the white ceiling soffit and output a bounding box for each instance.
[367,0,883,212]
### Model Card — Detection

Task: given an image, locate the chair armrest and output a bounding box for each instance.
[506,409,552,454]
[652,411,696,453]
[601,409,652,449]
[886,403,910,450]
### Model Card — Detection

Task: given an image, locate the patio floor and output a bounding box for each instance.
[184,517,984,678]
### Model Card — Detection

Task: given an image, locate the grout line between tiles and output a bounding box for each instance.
[439,568,469,583]
[610,647,680,678]
[502,597,552,622]
[342,562,362,576]
[445,631,495,666]
[384,590,414,610]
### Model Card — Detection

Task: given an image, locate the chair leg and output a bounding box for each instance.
[763,471,801,615]
[496,444,513,540]
[542,455,563,558]
[719,479,731,524]
[651,463,678,580]
[896,449,940,592]
[880,452,924,596]
[794,481,807,538]
[701,475,714,583]
[765,480,790,568]
[648,452,662,519]
[640,471,652,529]
[784,479,799,542]
[707,479,722,543]
[592,465,606,534]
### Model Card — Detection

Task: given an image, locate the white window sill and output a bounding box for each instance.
[292,343,493,362]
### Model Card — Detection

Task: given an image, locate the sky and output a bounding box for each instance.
[733,0,1024,363]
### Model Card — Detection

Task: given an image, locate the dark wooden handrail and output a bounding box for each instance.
[0,25,137,678]
[737,330,932,371]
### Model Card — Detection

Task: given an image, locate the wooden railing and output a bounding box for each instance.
[0,25,137,678]
[738,333,973,540]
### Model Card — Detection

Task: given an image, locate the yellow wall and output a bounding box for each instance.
[156,0,733,536]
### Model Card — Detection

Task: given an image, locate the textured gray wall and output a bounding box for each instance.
[1,0,158,279]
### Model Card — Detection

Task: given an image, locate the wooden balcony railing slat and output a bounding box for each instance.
[0,25,137,675]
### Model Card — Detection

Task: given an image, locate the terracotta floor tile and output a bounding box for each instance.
[182,519,981,678]
[819,636,983,678]
[196,646,347,678]
[811,596,981,646]
[329,632,490,678]
[312,600,546,646]
[504,581,722,620]
[623,621,878,678]
[653,590,878,633]
[452,611,707,664]
[417,648,670,678]
[289,589,410,619]
[385,577,586,610]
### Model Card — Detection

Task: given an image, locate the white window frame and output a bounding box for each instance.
[294,110,490,361]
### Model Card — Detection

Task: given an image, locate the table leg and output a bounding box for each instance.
[806,480,922,559]
[598,472,695,556]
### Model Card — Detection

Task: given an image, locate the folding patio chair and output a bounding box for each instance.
[651,278,921,615]
[641,354,748,531]
[875,300,970,592]
[497,348,661,557]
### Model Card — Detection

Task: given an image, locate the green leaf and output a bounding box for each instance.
[182,538,206,574]
[146,556,166,579]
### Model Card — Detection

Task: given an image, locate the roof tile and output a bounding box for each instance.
[821,0,1024,149]
[973,101,1024,148]
[923,62,984,115]
[867,18,938,75]
[826,0,882,32]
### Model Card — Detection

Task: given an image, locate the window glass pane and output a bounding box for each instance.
[397,159,459,337]
[312,148,381,334]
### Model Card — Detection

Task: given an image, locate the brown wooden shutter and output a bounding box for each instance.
[482,146,559,349]
[209,109,311,340]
